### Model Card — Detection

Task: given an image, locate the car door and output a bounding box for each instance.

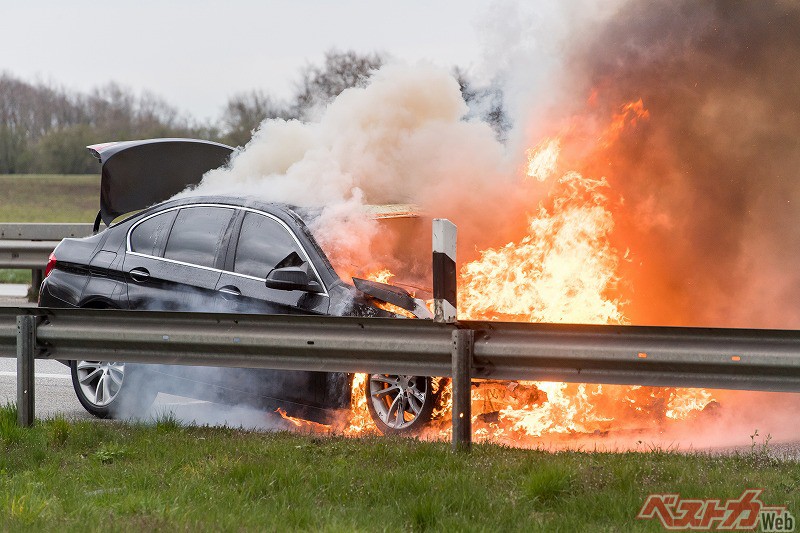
[215,210,330,315]
[124,205,235,311]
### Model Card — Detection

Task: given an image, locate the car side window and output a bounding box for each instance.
[129,210,177,257]
[234,212,307,279]
[163,206,234,268]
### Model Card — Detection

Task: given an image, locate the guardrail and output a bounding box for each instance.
[3,307,800,450]
[0,224,95,292]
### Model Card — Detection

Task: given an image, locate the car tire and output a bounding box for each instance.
[70,360,157,419]
[365,374,436,434]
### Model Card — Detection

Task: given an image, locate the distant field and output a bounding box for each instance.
[0,174,98,285]
[0,174,98,223]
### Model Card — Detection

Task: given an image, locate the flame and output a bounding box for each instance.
[305,97,714,444]
[275,408,331,432]
[344,373,378,435]
[600,98,650,148]
[459,147,625,324]
[450,99,714,441]
[363,268,417,318]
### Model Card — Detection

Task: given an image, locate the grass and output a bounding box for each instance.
[0,270,30,284]
[0,174,99,223]
[0,174,97,288]
[1,404,798,532]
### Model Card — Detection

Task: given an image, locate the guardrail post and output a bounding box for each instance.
[16,315,36,427]
[30,269,43,299]
[451,328,473,452]
[433,219,457,323]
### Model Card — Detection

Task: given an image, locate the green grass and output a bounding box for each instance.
[0,174,97,288]
[0,270,30,284]
[0,174,98,223]
[1,404,798,532]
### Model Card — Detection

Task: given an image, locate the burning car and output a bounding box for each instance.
[38,138,438,433]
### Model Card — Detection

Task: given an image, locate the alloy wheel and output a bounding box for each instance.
[367,374,430,431]
[75,361,125,407]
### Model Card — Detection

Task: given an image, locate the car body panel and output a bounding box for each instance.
[45,137,431,424]
[87,138,234,225]
[40,195,411,422]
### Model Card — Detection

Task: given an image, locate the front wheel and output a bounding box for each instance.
[71,360,156,419]
[365,374,435,434]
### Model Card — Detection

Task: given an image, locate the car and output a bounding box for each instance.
[38,138,439,434]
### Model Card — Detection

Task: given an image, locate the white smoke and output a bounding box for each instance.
[181,63,524,278]
[169,2,800,450]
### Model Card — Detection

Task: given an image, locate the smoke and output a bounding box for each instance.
[552,0,800,329]
[183,63,532,280]
[166,1,800,445]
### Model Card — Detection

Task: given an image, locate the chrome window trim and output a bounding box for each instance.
[126,203,329,297]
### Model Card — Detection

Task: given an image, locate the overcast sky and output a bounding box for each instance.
[2,1,495,121]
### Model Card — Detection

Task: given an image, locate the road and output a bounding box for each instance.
[0,355,91,420]
[0,291,221,423]
[0,290,86,419]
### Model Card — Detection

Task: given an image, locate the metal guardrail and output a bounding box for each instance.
[0,240,61,270]
[0,223,96,295]
[0,223,95,241]
[466,321,800,392]
[3,307,800,449]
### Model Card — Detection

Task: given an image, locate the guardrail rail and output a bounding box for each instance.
[3,307,800,450]
[0,223,95,292]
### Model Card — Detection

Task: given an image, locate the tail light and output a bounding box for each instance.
[44,252,57,278]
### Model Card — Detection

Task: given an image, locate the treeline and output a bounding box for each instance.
[0,50,506,174]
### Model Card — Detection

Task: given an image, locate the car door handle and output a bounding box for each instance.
[218,285,241,299]
[128,267,150,283]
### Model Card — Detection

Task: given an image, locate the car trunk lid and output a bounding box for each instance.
[87,138,234,225]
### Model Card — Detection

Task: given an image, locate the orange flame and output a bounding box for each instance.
[338,97,714,443]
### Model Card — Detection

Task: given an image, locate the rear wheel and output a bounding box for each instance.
[365,374,435,434]
[70,360,157,419]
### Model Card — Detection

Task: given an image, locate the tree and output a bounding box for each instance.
[293,50,384,118]
[219,90,293,147]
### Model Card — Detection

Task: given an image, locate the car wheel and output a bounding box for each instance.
[365,374,435,434]
[70,360,156,419]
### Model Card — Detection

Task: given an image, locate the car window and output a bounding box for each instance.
[129,210,177,256]
[163,206,234,268]
[234,212,307,279]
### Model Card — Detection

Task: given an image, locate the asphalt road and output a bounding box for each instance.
[0,292,224,423]
[0,356,91,420]
[0,291,84,419]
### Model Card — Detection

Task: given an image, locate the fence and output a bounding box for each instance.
[3,306,800,450]
[0,223,95,291]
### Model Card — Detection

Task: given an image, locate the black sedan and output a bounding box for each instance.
[38,138,437,434]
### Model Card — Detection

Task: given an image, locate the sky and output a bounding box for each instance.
[1,0,495,121]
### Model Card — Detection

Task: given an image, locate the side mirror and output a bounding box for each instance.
[265,264,323,293]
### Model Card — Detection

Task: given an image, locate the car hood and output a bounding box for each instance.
[87,138,234,225]
[352,278,432,319]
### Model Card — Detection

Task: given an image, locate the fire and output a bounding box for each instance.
[334,97,715,443]
[344,373,377,435]
[363,268,417,318]
[459,137,624,324]
[275,408,331,432]
[600,98,650,148]
[452,99,714,441]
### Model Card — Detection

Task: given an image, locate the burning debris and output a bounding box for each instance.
[178,0,800,447]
